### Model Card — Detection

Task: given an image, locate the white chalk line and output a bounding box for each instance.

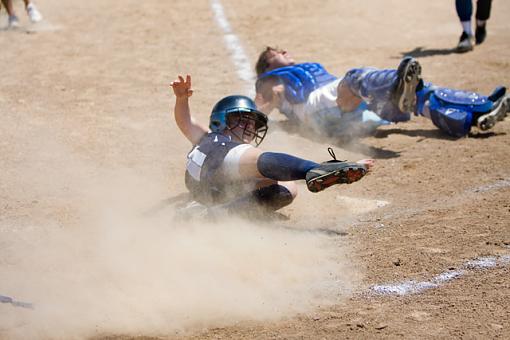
[468,177,510,193]
[368,254,510,296]
[358,178,510,297]
[210,0,256,96]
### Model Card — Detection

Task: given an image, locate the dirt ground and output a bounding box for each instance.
[1,0,509,339]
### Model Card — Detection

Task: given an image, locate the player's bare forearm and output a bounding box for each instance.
[173,97,207,145]
[336,80,363,113]
[171,75,208,145]
[255,83,285,115]
[174,96,192,134]
[255,93,276,115]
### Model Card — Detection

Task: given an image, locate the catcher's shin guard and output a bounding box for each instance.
[421,86,506,137]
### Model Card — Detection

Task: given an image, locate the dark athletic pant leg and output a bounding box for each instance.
[476,0,492,20]
[216,184,294,213]
[456,0,492,21]
[456,0,473,21]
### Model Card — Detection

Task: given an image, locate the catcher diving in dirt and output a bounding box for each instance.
[255,47,510,138]
[170,75,373,215]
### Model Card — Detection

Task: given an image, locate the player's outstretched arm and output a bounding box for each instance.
[170,75,208,145]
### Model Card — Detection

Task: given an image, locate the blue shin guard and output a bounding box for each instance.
[416,83,504,137]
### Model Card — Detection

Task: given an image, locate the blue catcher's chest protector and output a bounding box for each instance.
[258,63,337,104]
[416,85,494,138]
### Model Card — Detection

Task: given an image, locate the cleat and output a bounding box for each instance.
[456,31,474,53]
[7,15,20,29]
[26,3,43,23]
[477,95,510,131]
[392,57,422,113]
[306,162,367,193]
[306,148,367,193]
[487,86,506,103]
[475,25,487,45]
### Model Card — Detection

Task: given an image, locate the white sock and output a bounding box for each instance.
[421,101,432,119]
[476,20,486,28]
[461,21,473,36]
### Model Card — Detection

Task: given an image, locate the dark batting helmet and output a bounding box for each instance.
[209,95,268,146]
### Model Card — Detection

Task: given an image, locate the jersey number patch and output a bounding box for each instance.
[186,146,207,181]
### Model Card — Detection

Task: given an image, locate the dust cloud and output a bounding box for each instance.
[0,131,359,338]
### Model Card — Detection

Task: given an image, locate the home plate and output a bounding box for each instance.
[335,196,389,215]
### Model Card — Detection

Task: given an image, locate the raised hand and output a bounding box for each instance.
[171,75,193,99]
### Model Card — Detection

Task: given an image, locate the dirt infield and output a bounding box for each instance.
[1,0,509,338]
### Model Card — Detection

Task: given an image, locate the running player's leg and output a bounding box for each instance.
[1,0,20,28]
[475,0,492,44]
[456,0,475,52]
[1,0,15,16]
[456,0,473,25]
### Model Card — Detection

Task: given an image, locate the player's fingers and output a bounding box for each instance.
[178,75,184,83]
[188,89,194,97]
[357,159,372,167]
[360,159,375,170]
[186,74,191,87]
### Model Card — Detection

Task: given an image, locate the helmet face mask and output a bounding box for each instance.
[226,109,268,146]
[209,95,268,146]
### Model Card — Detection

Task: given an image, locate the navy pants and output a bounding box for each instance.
[455,0,492,21]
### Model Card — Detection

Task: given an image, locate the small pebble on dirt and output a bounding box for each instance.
[490,323,503,330]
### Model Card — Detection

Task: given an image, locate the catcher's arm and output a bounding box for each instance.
[254,76,285,115]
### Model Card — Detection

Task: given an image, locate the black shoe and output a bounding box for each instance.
[475,25,487,45]
[456,31,474,53]
[488,86,506,103]
[392,57,422,113]
[476,94,510,131]
[305,148,367,193]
